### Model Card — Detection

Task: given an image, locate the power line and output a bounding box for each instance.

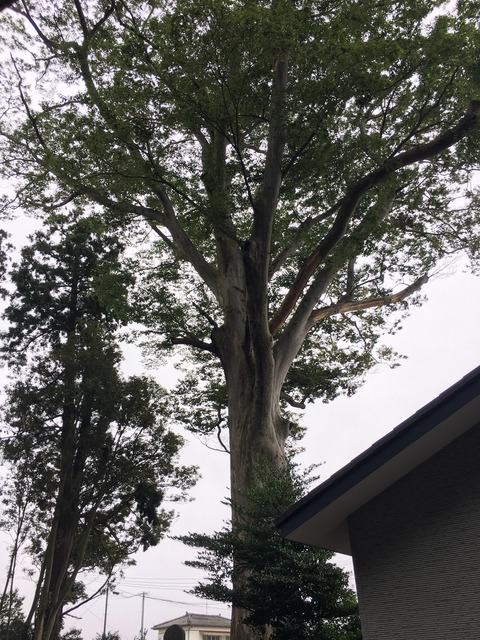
[81,573,231,614]
[114,588,230,610]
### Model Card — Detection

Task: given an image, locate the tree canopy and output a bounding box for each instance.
[1,2,479,639]
[1,0,479,414]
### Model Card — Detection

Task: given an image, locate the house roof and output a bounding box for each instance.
[152,612,231,631]
[276,365,480,555]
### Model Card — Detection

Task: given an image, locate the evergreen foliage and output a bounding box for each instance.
[0,212,197,640]
[0,588,30,640]
[180,464,361,640]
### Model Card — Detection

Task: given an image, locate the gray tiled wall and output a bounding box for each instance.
[348,423,480,640]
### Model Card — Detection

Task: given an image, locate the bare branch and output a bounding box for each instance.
[170,335,219,356]
[280,391,306,410]
[216,410,230,454]
[307,273,429,328]
[63,576,109,615]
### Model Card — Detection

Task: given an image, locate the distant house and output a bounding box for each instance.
[276,366,480,640]
[152,613,230,640]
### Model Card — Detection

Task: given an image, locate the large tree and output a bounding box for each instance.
[1,1,480,638]
[0,213,197,640]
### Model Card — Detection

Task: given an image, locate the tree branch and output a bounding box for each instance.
[71,46,223,299]
[63,577,109,615]
[253,58,288,242]
[269,100,480,334]
[344,256,356,300]
[216,411,230,454]
[274,189,397,365]
[244,58,289,364]
[282,129,318,178]
[15,2,64,52]
[280,391,307,410]
[269,200,342,278]
[11,55,46,148]
[387,67,460,160]
[307,273,429,328]
[170,336,219,356]
[13,6,222,305]
[51,191,82,208]
[193,302,218,329]
[73,0,89,38]
[71,185,221,298]
[90,0,116,38]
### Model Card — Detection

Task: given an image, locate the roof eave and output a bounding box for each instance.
[276,366,480,554]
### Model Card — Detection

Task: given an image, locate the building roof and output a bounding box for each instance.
[152,612,231,631]
[276,365,480,555]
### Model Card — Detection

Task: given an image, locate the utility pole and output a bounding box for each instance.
[102,586,110,639]
[102,583,119,639]
[140,591,146,640]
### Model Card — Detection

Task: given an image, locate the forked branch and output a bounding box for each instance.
[269,101,480,334]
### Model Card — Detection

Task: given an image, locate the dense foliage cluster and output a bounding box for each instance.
[181,464,361,640]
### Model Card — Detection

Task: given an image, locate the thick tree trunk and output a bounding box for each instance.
[214,308,290,640]
[229,376,288,640]
[40,506,80,640]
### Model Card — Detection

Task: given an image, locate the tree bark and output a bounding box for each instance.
[222,344,287,640]
[212,244,290,640]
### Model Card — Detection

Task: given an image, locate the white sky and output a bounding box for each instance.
[1,255,479,639]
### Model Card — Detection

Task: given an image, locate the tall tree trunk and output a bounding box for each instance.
[229,373,289,640]
[34,280,82,640]
[32,392,77,640]
[228,395,287,640]
[214,306,290,640]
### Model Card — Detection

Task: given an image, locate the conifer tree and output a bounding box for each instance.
[0,213,197,640]
[181,463,361,640]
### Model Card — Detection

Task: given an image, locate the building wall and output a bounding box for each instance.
[348,422,480,640]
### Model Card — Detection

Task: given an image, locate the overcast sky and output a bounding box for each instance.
[1,258,479,640]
